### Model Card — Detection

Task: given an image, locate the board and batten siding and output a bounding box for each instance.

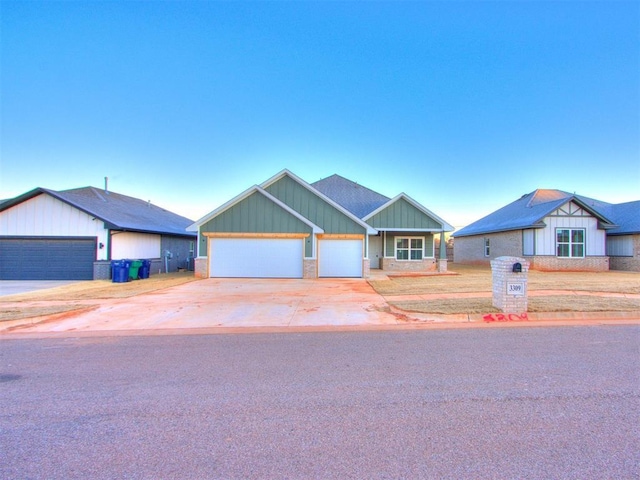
[265,175,365,235]
[111,232,161,260]
[0,193,108,260]
[198,191,314,257]
[523,229,535,256]
[529,212,605,256]
[368,198,442,230]
[607,235,634,257]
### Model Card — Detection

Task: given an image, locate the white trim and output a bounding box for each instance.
[394,235,426,261]
[556,227,586,258]
[373,228,444,232]
[261,169,378,235]
[362,193,454,232]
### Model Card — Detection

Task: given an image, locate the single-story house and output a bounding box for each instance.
[453,189,640,272]
[0,186,196,280]
[599,200,640,272]
[188,169,454,278]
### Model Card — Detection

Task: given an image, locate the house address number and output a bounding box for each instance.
[507,282,525,296]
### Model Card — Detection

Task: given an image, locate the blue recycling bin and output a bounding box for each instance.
[111,260,131,283]
[139,259,151,279]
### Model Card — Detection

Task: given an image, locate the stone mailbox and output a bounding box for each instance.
[490,256,529,313]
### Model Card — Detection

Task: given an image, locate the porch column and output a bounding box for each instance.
[437,230,448,272]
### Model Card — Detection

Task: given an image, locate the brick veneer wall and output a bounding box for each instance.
[303,259,316,278]
[93,261,111,280]
[362,258,370,278]
[609,234,640,272]
[528,256,609,272]
[194,257,208,278]
[453,231,522,266]
[491,256,530,312]
[379,257,437,272]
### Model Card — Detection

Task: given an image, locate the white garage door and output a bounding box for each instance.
[210,238,303,278]
[318,239,363,278]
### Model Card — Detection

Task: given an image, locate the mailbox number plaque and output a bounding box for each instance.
[507,282,525,296]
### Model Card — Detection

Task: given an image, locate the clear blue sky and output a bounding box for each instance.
[2,1,638,229]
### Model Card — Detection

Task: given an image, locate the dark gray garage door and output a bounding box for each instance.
[0,237,96,280]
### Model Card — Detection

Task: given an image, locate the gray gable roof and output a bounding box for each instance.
[594,200,640,235]
[454,189,619,237]
[311,174,390,219]
[1,187,195,237]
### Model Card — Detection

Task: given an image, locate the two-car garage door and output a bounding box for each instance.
[209,238,304,278]
[0,237,96,280]
[208,237,363,278]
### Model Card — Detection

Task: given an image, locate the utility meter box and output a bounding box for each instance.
[491,256,529,313]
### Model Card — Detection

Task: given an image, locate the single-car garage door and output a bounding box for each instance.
[209,238,303,278]
[318,239,363,277]
[0,237,96,280]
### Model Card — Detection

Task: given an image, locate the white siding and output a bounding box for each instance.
[523,229,535,256]
[112,232,161,259]
[536,215,605,256]
[607,235,634,256]
[0,194,109,260]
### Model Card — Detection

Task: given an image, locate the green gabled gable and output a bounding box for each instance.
[265,175,366,234]
[367,197,443,230]
[199,191,313,256]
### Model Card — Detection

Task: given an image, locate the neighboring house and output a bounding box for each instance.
[188,170,453,278]
[0,186,196,280]
[600,200,640,272]
[453,189,640,272]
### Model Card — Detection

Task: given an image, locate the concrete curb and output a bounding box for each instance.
[389,307,640,325]
[2,311,638,340]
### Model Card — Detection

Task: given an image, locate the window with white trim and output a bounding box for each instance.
[484,238,490,257]
[396,237,423,260]
[556,228,585,258]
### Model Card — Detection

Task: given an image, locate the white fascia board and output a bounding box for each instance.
[261,169,377,235]
[186,184,324,234]
[372,228,446,232]
[363,193,455,232]
[187,185,260,231]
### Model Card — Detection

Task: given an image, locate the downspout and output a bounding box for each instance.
[107,229,113,261]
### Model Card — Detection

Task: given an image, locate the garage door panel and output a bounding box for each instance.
[210,238,303,278]
[319,239,363,278]
[0,237,96,280]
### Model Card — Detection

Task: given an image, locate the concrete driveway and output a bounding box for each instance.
[9,278,400,333]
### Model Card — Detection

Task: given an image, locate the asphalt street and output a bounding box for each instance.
[1,326,639,479]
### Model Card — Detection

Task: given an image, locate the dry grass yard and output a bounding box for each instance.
[369,264,640,295]
[370,264,640,315]
[0,272,198,323]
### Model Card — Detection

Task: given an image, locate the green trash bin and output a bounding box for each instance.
[129,260,143,280]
